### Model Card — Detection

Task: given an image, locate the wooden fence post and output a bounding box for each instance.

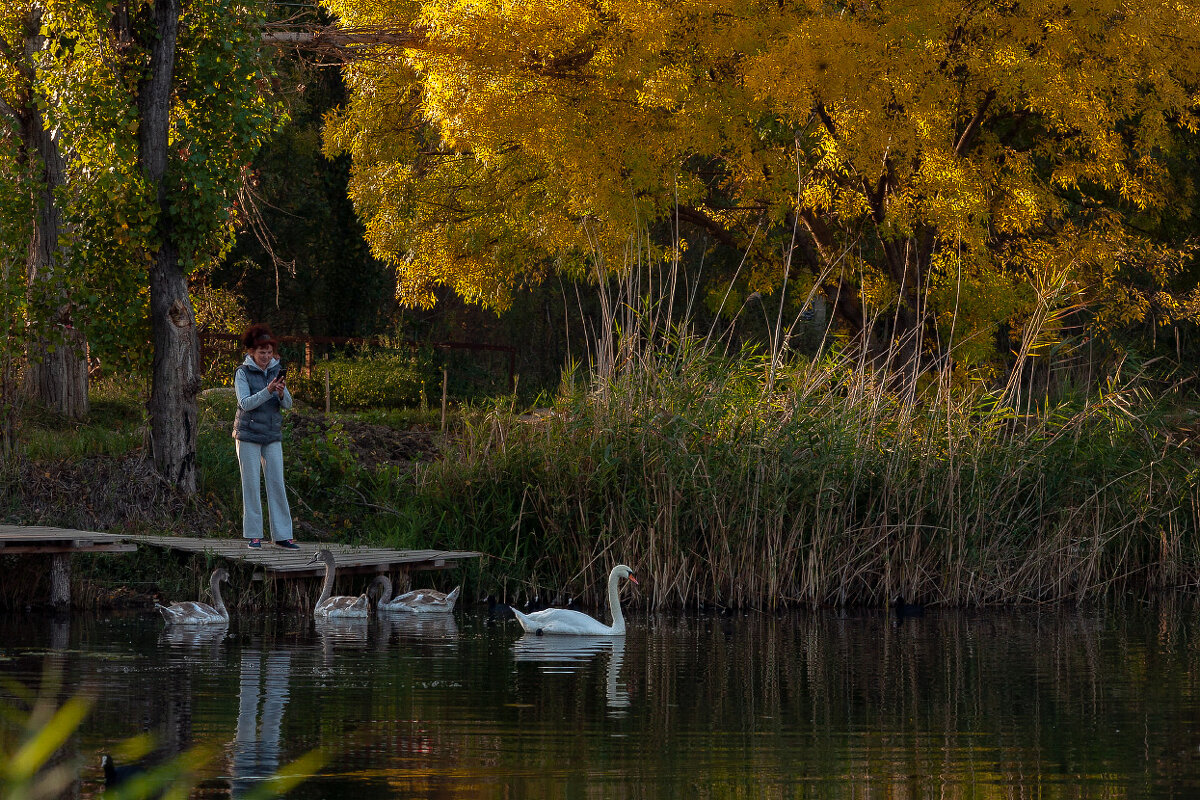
[441,366,448,432]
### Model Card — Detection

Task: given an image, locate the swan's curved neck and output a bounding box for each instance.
[606,569,625,634]
[376,575,392,603]
[210,574,228,616]
[317,557,335,605]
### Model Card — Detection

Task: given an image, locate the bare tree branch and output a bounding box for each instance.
[676,206,741,251]
[260,22,428,61]
[955,89,996,156]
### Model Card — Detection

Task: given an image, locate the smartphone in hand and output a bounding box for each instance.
[277,364,287,382]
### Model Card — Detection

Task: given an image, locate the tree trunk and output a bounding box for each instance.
[22,324,89,419]
[49,553,71,609]
[20,10,88,420]
[149,244,200,492]
[140,0,199,494]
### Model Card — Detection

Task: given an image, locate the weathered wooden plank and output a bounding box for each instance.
[0,543,137,554]
[0,526,482,579]
[0,525,130,541]
[122,534,480,575]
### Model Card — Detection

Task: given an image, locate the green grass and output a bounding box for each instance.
[353,406,444,430]
[16,376,146,461]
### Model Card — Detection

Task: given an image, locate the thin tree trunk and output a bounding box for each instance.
[140,0,199,493]
[20,9,88,420]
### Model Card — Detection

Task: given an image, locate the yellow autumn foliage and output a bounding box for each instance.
[322,0,1200,365]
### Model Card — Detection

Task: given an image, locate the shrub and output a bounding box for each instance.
[287,352,428,410]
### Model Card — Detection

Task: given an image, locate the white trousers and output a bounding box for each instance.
[236,439,293,542]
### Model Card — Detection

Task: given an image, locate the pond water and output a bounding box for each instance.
[3,601,1200,798]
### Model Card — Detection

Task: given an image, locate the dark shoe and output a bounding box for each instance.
[274,540,300,550]
[247,539,262,548]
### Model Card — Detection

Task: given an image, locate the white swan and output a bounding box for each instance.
[309,549,369,619]
[155,567,230,625]
[369,575,461,614]
[511,565,638,635]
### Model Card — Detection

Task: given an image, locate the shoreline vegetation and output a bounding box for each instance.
[418,339,1200,610]
[3,334,1198,613]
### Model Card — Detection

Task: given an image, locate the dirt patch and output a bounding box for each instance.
[286,412,443,471]
[5,455,229,534]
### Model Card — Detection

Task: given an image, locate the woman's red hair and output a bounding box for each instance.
[241,323,277,350]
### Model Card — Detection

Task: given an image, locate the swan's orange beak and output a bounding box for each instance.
[628,574,639,585]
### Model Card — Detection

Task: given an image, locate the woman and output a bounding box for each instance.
[233,324,299,549]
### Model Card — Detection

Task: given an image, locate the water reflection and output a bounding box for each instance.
[314,618,369,649]
[512,634,630,714]
[378,610,460,640]
[230,647,292,798]
[9,604,1200,797]
[159,622,228,656]
[313,617,369,678]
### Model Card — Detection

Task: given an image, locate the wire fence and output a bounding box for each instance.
[200,330,517,410]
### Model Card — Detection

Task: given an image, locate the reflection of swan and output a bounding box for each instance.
[511,565,637,635]
[380,612,459,639]
[156,567,230,625]
[370,575,461,613]
[308,550,369,619]
[161,622,228,651]
[315,618,369,649]
[513,633,617,667]
[315,618,369,671]
[513,634,630,711]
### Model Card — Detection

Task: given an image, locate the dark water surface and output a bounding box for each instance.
[3,602,1200,798]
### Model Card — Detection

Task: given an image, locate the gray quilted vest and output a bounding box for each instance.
[233,362,283,443]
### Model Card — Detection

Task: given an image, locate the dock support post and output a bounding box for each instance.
[50,553,71,609]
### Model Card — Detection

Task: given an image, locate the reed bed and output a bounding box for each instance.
[402,336,1199,610]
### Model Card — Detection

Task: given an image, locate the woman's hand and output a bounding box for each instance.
[267,377,286,396]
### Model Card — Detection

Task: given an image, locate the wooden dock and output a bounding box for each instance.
[0,525,139,554]
[127,534,481,577]
[0,525,483,607]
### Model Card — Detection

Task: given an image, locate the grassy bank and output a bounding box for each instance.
[4,346,1199,610]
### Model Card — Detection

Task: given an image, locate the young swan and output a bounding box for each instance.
[511,565,637,635]
[155,567,230,625]
[369,575,461,614]
[309,549,369,619]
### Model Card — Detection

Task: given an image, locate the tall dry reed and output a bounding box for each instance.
[401,245,1198,609]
